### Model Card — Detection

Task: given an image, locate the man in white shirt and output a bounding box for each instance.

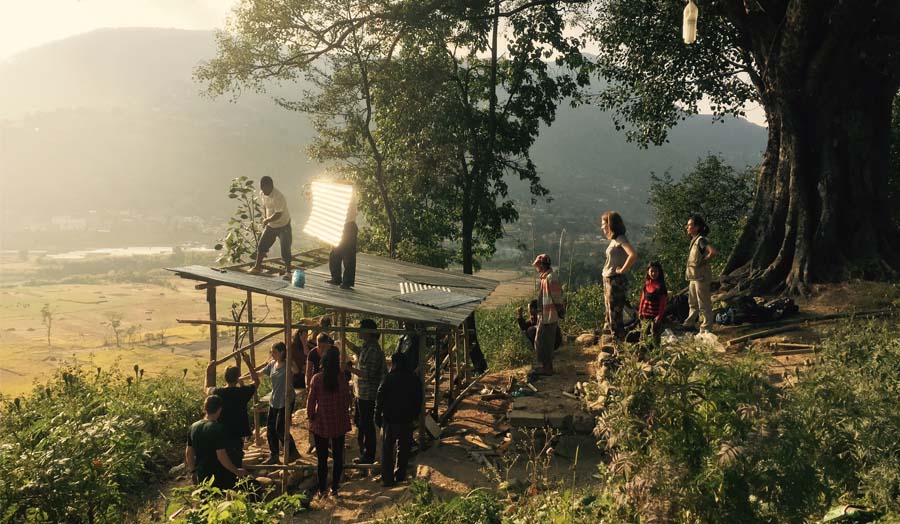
[250,176,292,275]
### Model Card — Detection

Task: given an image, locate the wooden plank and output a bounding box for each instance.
[207,287,217,387]
[418,329,427,449]
[282,298,292,493]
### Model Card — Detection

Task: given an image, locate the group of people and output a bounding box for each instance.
[602,211,717,345]
[517,211,717,371]
[185,317,423,500]
[248,176,358,290]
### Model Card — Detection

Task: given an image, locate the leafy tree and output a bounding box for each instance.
[104,312,123,348]
[645,155,755,290]
[196,0,587,272]
[583,0,900,293]
[214,176,263,265]
[40,303,52,348]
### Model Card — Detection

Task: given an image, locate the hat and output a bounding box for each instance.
[532,254,551,267]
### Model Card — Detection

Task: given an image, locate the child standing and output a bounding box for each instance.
[638,262,668,348]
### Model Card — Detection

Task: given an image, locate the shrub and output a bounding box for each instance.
[561,283,606,334]
[0,365,197,523]
[380,482,502,524]
[161,479,305,523]
[475,302,533,369]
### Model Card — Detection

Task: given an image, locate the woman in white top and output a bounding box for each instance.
[601,211,637,341]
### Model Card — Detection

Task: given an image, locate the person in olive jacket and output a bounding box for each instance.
[374,352,422,487]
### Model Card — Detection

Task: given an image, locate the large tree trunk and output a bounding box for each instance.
[722,1,900,295]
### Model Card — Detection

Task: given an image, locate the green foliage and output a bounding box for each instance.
[582,0,756,146]
[214,176,263,265]
[645,155,755,289]
[380,482,501,524]
[560,283,606,334]
[590,319,900,523]
[475,302,534,369]
[162,478,305,524]
[0,365,197,523]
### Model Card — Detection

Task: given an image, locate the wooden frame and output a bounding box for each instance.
[177,249,486,477]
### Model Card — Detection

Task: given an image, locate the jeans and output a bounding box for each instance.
[313,434,345,495]
[354,398,377,463]
[257,222,293,268]
[329,221,358,285]
[266,404,297,460]
[381,422,413,483]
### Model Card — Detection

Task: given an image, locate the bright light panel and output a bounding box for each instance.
[304,181,353,246]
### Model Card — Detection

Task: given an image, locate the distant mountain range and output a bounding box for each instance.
[0,28,766,241]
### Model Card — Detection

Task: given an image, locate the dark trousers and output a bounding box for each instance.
[257,222,293,267]
[381,422,413,483]
[266,405,297,460]
[329,221,358,285]
[224,436,244,468]
[354,398,377,462]
[313,434,345,495]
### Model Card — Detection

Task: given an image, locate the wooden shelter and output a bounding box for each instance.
[168,248,498,483]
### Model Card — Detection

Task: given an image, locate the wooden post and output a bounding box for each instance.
[418,328,427,449]
[247,291,261,446]
[463,318,472,385]
[449,330,459,410]
[339,311,347,468]
[432,329,440,417]
[282,298,292,493]
[206,286,217,387]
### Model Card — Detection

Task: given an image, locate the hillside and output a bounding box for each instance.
[0,27,766,249]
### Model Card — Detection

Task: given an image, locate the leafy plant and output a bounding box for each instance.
[214,176,263,265]
[475,302,534,369]
[379,483,501,524]
[645,155,754,290]
[0,365,197,523]
[162,478,305,524]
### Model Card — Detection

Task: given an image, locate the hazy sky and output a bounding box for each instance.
[0,0,766,125]
[0,0,232,59]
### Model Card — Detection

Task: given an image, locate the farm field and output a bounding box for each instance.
[0,279,257,396]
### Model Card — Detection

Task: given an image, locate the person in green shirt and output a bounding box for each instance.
[185,395,251,489]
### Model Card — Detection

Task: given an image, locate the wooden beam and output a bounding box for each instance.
[206,286,217,387]
[418,328,427,449]
[212,328,284,366]
[439,372,486,425]
[726,308,895,346]
[248,291,262,446]
[177,318,431,335]
[281,297,292,494]
[432,331,441,418]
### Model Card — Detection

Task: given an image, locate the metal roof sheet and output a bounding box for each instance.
[168,253,498,328]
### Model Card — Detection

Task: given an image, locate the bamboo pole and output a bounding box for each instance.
[282,298,292,494]
[339,311,347,469]
[206,286,217,387]
[177,318,429,335]
[439,372,486,425]
[726,308,894,346]
[432,332,441,417]
[449,330,458,410]
[418,328,427,449]
[248,291,261,446]
[212,328,284,366]
[463,319,472,384]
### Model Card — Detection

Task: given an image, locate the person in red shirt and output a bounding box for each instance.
[306,347,351,499]
[637,261,668,348]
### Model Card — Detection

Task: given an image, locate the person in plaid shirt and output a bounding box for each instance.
[340,318,386,464]
[306,347,351,498]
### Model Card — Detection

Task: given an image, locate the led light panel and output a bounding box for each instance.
[304,181,353,246]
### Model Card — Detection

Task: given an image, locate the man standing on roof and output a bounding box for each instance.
[250,176,292,276]
[326,186,358,290]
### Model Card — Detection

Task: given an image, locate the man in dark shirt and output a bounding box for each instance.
[395,321,421,374]
[185,395,251,489]
[375,352,423,487]
[206,352,259,468]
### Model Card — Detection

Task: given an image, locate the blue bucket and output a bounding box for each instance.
[292,269,306,288]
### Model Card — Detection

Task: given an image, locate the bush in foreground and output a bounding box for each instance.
[0,365,197,523]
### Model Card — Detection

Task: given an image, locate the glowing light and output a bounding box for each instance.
[304,181,354,246]
[683,0,698,44]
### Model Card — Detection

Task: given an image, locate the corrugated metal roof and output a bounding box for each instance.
[395,288,481,309]
[399,282,451,294]
[168,253,498,327]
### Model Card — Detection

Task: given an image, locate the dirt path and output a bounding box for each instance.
[245,338,604,523]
